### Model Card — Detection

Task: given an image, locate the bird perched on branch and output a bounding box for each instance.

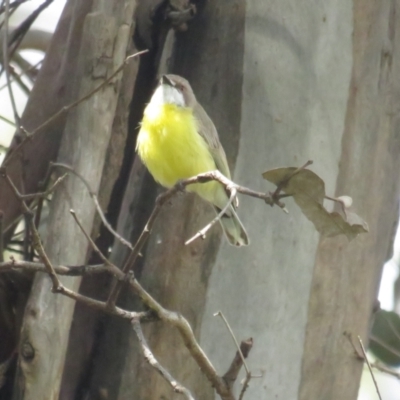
[136,74,249,246]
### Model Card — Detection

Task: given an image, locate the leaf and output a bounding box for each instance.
[369,310,400,367]
[262,167,368,240]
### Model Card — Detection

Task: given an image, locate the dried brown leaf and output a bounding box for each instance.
[262,167,369,240]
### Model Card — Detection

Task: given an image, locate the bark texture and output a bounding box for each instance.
[1,0,398,399]
[299,1,400,399]
[11,1,138,399]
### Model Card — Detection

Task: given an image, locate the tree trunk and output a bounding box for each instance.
[11,1,138,399]
[2,0,399,399]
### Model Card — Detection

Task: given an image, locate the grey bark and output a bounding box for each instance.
[12,1,137,399]
[3,0,398,399]
[100,0,398,399]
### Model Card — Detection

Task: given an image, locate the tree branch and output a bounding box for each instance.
[0,259,109,275]
[185,188,237,245]
[1,166,280,399]
[132,317,196,400]
[1,168,62,291]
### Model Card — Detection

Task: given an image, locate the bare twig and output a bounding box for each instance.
[15,173,67,201]
[1,168,62,290]
[357,336,383,400]
[132,318,196,400]
[23,211,30,259]
[238,375,251,400]
[70,209,116,269]
[0,258,109,275]
[58,284,149,320]
[3,50,148,166]
[52,163,133,250]
[1,168,239,400]
[128,277,234,400]
[0,58,42,92]
[343,331,364,360]
[106,187,177,308]
[371,362,400,380]
[223,338,253,390]
[0,260,150,321]
[56,166,289,309]
[214,311,253,399]
[185,188,237,245]
[107,169,287,307]
[214,311,250,376]
[1,0,20,126]
[0,113,15,126]
[370,334,400,359]
[383,313,400,342]
[176,171,281,208]
[270,160,313,205]
[7,0,54,58]
[0,0,30,15]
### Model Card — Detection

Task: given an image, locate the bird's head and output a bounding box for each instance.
[150,74,196,108]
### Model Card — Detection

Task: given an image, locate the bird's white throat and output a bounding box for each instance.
[150,84,185,108]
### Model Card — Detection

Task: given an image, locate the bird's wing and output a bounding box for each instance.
[194,102,231,179]
[194,102,240,209]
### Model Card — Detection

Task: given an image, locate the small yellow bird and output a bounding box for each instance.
[136,74,249,246]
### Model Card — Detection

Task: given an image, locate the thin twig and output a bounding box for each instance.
[369,334,400,359]
[4,50,148,166]
[214,311,252,400]
[58,167,290,309]
[0,261,150,321]
[129,277,234,400]
[0,0,29,15]
[238,375,251,400]
[2,0,20,126]
[1,171,235,399]
[132,318,196,400]
[8,0,54,58]
[106,188,177,308]
[271,160,313,204]
[383,313,400,342]
[343,331,364,360]
[214,311,250,376]
[70,209,115,269]
[0,113,15,126]
[371,362,400,380]
[0,258,109,275]
[23,211,30,259]
[1,168,61,290]
[357,336,383,400]
[223,338,253,390]
[14,173,67,201]
[10,66,30,94]
[58,284,149,320]
[176,170,281,208]
[185,188,237,245]
[52,163,133,250]
[0,58,42,92]
[109,169,289,305]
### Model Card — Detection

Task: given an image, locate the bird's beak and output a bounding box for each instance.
[161,75,174,87]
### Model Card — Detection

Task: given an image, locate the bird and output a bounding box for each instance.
[136,74,249,246]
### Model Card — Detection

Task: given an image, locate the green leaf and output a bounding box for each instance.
[369,310,400,366]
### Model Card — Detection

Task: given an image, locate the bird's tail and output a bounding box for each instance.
[216,205,249,247]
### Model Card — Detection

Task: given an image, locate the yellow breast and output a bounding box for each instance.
[137,103,219,202]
